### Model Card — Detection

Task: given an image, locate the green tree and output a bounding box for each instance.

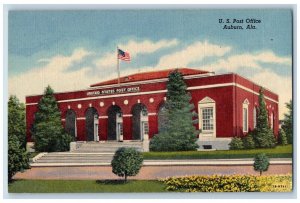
[278,128,288,145]
[8,95,29,182]
[253,153,270,175]
[8,135,30,182]
[281,100,292,144]
[252,88,276,148]
[111,147,143,182]
[8,95,26,149]
[242,133,256,149]
[32,85,73,152]
[150,69,198,151]
[229,137,244,150]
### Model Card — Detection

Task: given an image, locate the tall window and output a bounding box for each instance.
[158,103,167,133]
[198,97,216,138]
[270,112,274,129]
[243,99,249,133]
[202,107,214,131]
[253,107,257,128]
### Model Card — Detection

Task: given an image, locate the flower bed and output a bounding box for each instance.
[161,174,292,192]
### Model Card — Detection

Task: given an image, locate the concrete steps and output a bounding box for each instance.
[33,153,114,164]
[32,141,144,166]
[73,141,143,153]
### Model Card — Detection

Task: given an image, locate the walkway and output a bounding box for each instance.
[14,159,292,180]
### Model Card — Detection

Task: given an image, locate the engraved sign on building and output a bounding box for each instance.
[87,86,140,96]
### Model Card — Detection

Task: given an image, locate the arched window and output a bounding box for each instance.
[198,97,216,138]
[158,103,167,133]
[243,99,250,133]
[253,107,257,129]
[270,112,274,129]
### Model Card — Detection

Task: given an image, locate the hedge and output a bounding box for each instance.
[161,174,292,192]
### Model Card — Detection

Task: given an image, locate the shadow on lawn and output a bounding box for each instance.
[96,179,129,185]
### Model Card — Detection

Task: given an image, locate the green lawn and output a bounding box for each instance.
[8,180,166,193]
[143,144,292,159]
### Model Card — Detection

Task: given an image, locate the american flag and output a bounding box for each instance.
[118,48,131,61]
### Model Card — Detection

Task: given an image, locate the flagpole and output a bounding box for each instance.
[117,46,120,86]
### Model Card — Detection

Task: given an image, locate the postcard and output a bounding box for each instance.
[6,6,293,195]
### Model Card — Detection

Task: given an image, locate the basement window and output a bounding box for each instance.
[203,145,212,149]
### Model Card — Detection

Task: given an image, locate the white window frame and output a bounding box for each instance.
[243,99,249,133]
[198,97,216,138]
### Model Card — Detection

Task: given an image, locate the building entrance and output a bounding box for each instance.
[85,107,99,141]
[132,103,149,140]
[107,105,123,141]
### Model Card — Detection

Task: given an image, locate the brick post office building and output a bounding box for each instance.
[25,68,279,150]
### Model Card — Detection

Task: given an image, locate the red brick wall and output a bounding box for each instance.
[25,73,279,142]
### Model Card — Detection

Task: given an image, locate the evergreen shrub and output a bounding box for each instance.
[229,137,244,150]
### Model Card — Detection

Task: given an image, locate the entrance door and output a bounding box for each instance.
[85,107,99,141]
[132,104,148,140]
[107,105,122,140]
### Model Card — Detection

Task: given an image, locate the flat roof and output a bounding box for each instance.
[90,68,209,87]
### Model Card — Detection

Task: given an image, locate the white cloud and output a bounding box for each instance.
[198,51,291,72]
[249,70,292,120]
[197,50,292,119]
[155,41,231,68]
[120,39,179,56]
[94,39,179,68]
[9,48,97,102]
[256,51,291,64]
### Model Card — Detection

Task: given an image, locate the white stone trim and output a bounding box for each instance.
[123,114,132,117]
[26,82,278,106]
[148,112,157,116]
[61,118,66,121]
[199,96,216,104]
[235,84,278,104]
[26,102,39,105]
[76,117,86,120]
[99,116,108,119]
[61,89,166,104]
[189,83,235,91]
[198,137,232,141]
[32,152,48,162]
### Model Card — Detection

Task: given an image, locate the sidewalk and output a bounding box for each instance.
[30,158,292,167]
[15,159,292,180]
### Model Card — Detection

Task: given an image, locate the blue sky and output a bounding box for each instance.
[8,9,292,118]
